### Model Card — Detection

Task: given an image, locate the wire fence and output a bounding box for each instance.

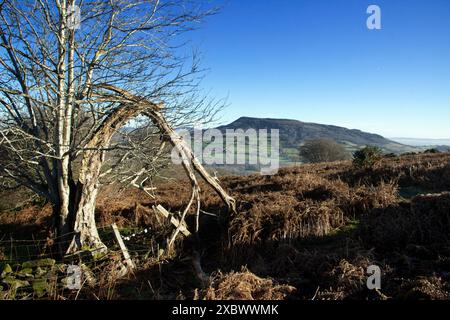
[0,224,159,264]
[0,223,169,299]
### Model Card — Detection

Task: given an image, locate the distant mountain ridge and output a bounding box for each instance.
[216,117,418,154]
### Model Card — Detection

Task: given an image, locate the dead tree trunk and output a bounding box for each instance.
[66,86,163,254]
[66,84,236,254]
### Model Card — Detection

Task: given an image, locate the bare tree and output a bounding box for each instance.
[299,139,350,164]
[0,0,235,254]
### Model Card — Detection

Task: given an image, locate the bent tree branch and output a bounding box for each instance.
[66,84,235,254]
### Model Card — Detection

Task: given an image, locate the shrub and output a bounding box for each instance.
[384,153,397,158]
[299,139,350,164]
[424,148,440,154]
[352,146,382,168]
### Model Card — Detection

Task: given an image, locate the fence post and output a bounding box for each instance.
[153,205,191,237]
[111,223,135,270]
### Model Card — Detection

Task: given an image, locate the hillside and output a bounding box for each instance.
[2,152,450,300]
[216,117,419,155]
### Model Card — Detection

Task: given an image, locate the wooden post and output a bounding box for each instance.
[111,223,135,270]
[153,205,191,237]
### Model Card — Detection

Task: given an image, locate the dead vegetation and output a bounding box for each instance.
[360,192,450,250]
[196,268,296,300]
[1,152,450,300]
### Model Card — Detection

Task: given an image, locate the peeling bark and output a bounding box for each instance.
[67,87,162,253]
[56,0,71,238]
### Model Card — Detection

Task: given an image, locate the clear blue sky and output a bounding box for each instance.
[187,0,450,139]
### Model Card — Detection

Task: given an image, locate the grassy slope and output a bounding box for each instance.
[1,152,450,300]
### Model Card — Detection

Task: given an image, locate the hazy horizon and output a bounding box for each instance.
[390,137,450,146]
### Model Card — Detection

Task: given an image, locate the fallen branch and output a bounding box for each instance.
[111,223,136,270]
[153,205,191,237]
